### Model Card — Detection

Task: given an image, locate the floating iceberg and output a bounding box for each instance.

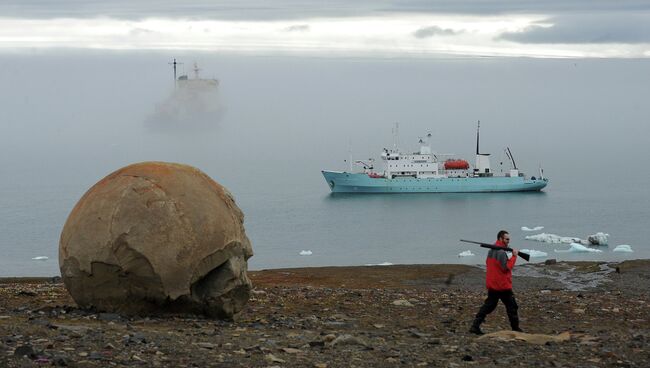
[364,262,394,266]
[521,226,544,232]
[458,250,475,257]
[31,256,49,261]
[586,232,609,246]
[612,245,633,253]
[526,232,610,246]
[520,249,548,258]
[299,250,313,256]
[525,233,582,244]
[554,243,603,253]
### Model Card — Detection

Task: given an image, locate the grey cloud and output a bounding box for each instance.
[413,26,459,39]
[499,13,650,44]
[283,24,310,32]
[129,27,155,36]
[4,0,650,21]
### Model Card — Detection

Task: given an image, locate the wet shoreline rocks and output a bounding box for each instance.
[2,260,650,367]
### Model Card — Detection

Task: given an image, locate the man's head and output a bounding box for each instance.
[497,230,510,245]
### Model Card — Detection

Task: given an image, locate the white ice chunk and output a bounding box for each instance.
[299,250,313,256]
[612,244,633,253]
[554,243,603,253]
[31,256,48,261]
[587,232,609,245]
[364,262,394,266]
[458,250,475,257]
[520,249,548,258]
[525,233,583,244]
[521,226,544,231]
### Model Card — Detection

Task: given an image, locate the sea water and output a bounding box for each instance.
[1,54,649,276]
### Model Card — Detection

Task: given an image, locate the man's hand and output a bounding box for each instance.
[511,249,519,258]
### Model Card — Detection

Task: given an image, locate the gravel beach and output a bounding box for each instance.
[1,260,649,367]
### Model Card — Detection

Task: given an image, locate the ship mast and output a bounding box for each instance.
[168,58,184,88]
[392,122,400,152]
[192,62,201,79]
[476,120,480,155]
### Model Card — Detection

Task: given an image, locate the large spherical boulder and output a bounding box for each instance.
[59,162,253,319]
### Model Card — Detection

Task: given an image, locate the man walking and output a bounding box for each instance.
[469,230,522,335]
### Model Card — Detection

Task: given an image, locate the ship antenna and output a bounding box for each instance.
[476,120,480,155]
[348,139,353,172]
[393,122,400,151]
[506,147,518,169]
[193,62,201,79]
[168,58,184,88]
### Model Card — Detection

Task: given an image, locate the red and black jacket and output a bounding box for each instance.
[485,240,517,291]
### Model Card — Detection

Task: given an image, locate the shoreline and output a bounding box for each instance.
[2,260,649,367]
[3,258,648,283]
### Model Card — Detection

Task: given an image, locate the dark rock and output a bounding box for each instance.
[98,313,121,322]
[545,259,557,265]
[14,344,35,358]
[30,319,51,327]
[52,355,70,366]
[89,351,103,360]
[129,332,147,344]
[462,355,473,361]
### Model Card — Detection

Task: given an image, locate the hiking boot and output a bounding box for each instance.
[512,327,523,333]
[469,325,484,335]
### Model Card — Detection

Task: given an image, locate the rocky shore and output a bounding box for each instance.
[1,260,649,367]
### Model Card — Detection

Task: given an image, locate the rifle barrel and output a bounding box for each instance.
[459,239,530,262]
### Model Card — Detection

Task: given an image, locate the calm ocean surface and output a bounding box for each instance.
[1,54,649,276]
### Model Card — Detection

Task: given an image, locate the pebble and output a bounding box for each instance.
[282,347,302,354]
[265,354,286,363]
[330,334,368,347]
[392,299,414,307]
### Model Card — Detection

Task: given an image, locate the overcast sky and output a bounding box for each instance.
[1,0,649,57]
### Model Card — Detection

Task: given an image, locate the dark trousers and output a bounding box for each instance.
[472,289,519,330]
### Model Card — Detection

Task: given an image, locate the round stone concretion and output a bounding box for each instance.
[59,162,253,318]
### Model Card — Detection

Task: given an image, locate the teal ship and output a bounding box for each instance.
[322,124,548,193]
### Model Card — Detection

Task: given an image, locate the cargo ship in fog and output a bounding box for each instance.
[146,59,221,129]
[322,123,548,193]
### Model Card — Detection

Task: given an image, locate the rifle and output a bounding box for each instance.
[460,239,530,262]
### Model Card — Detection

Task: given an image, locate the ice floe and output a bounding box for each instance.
[458,250,475,257]
[521,226,544,232]
[554,243,603,253]
[525,232,609,246]
[525,233,583,244]
[31,256,49,261]
[299,250,313,256]
[586,232,609,246]
[520,249,548,258]
[612,245,633,253]
[364,262,394,266]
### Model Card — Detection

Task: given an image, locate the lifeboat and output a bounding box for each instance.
[444,159,470,170]
[367,172,384,178]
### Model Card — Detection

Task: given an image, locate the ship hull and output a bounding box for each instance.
[322,171,548,193]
